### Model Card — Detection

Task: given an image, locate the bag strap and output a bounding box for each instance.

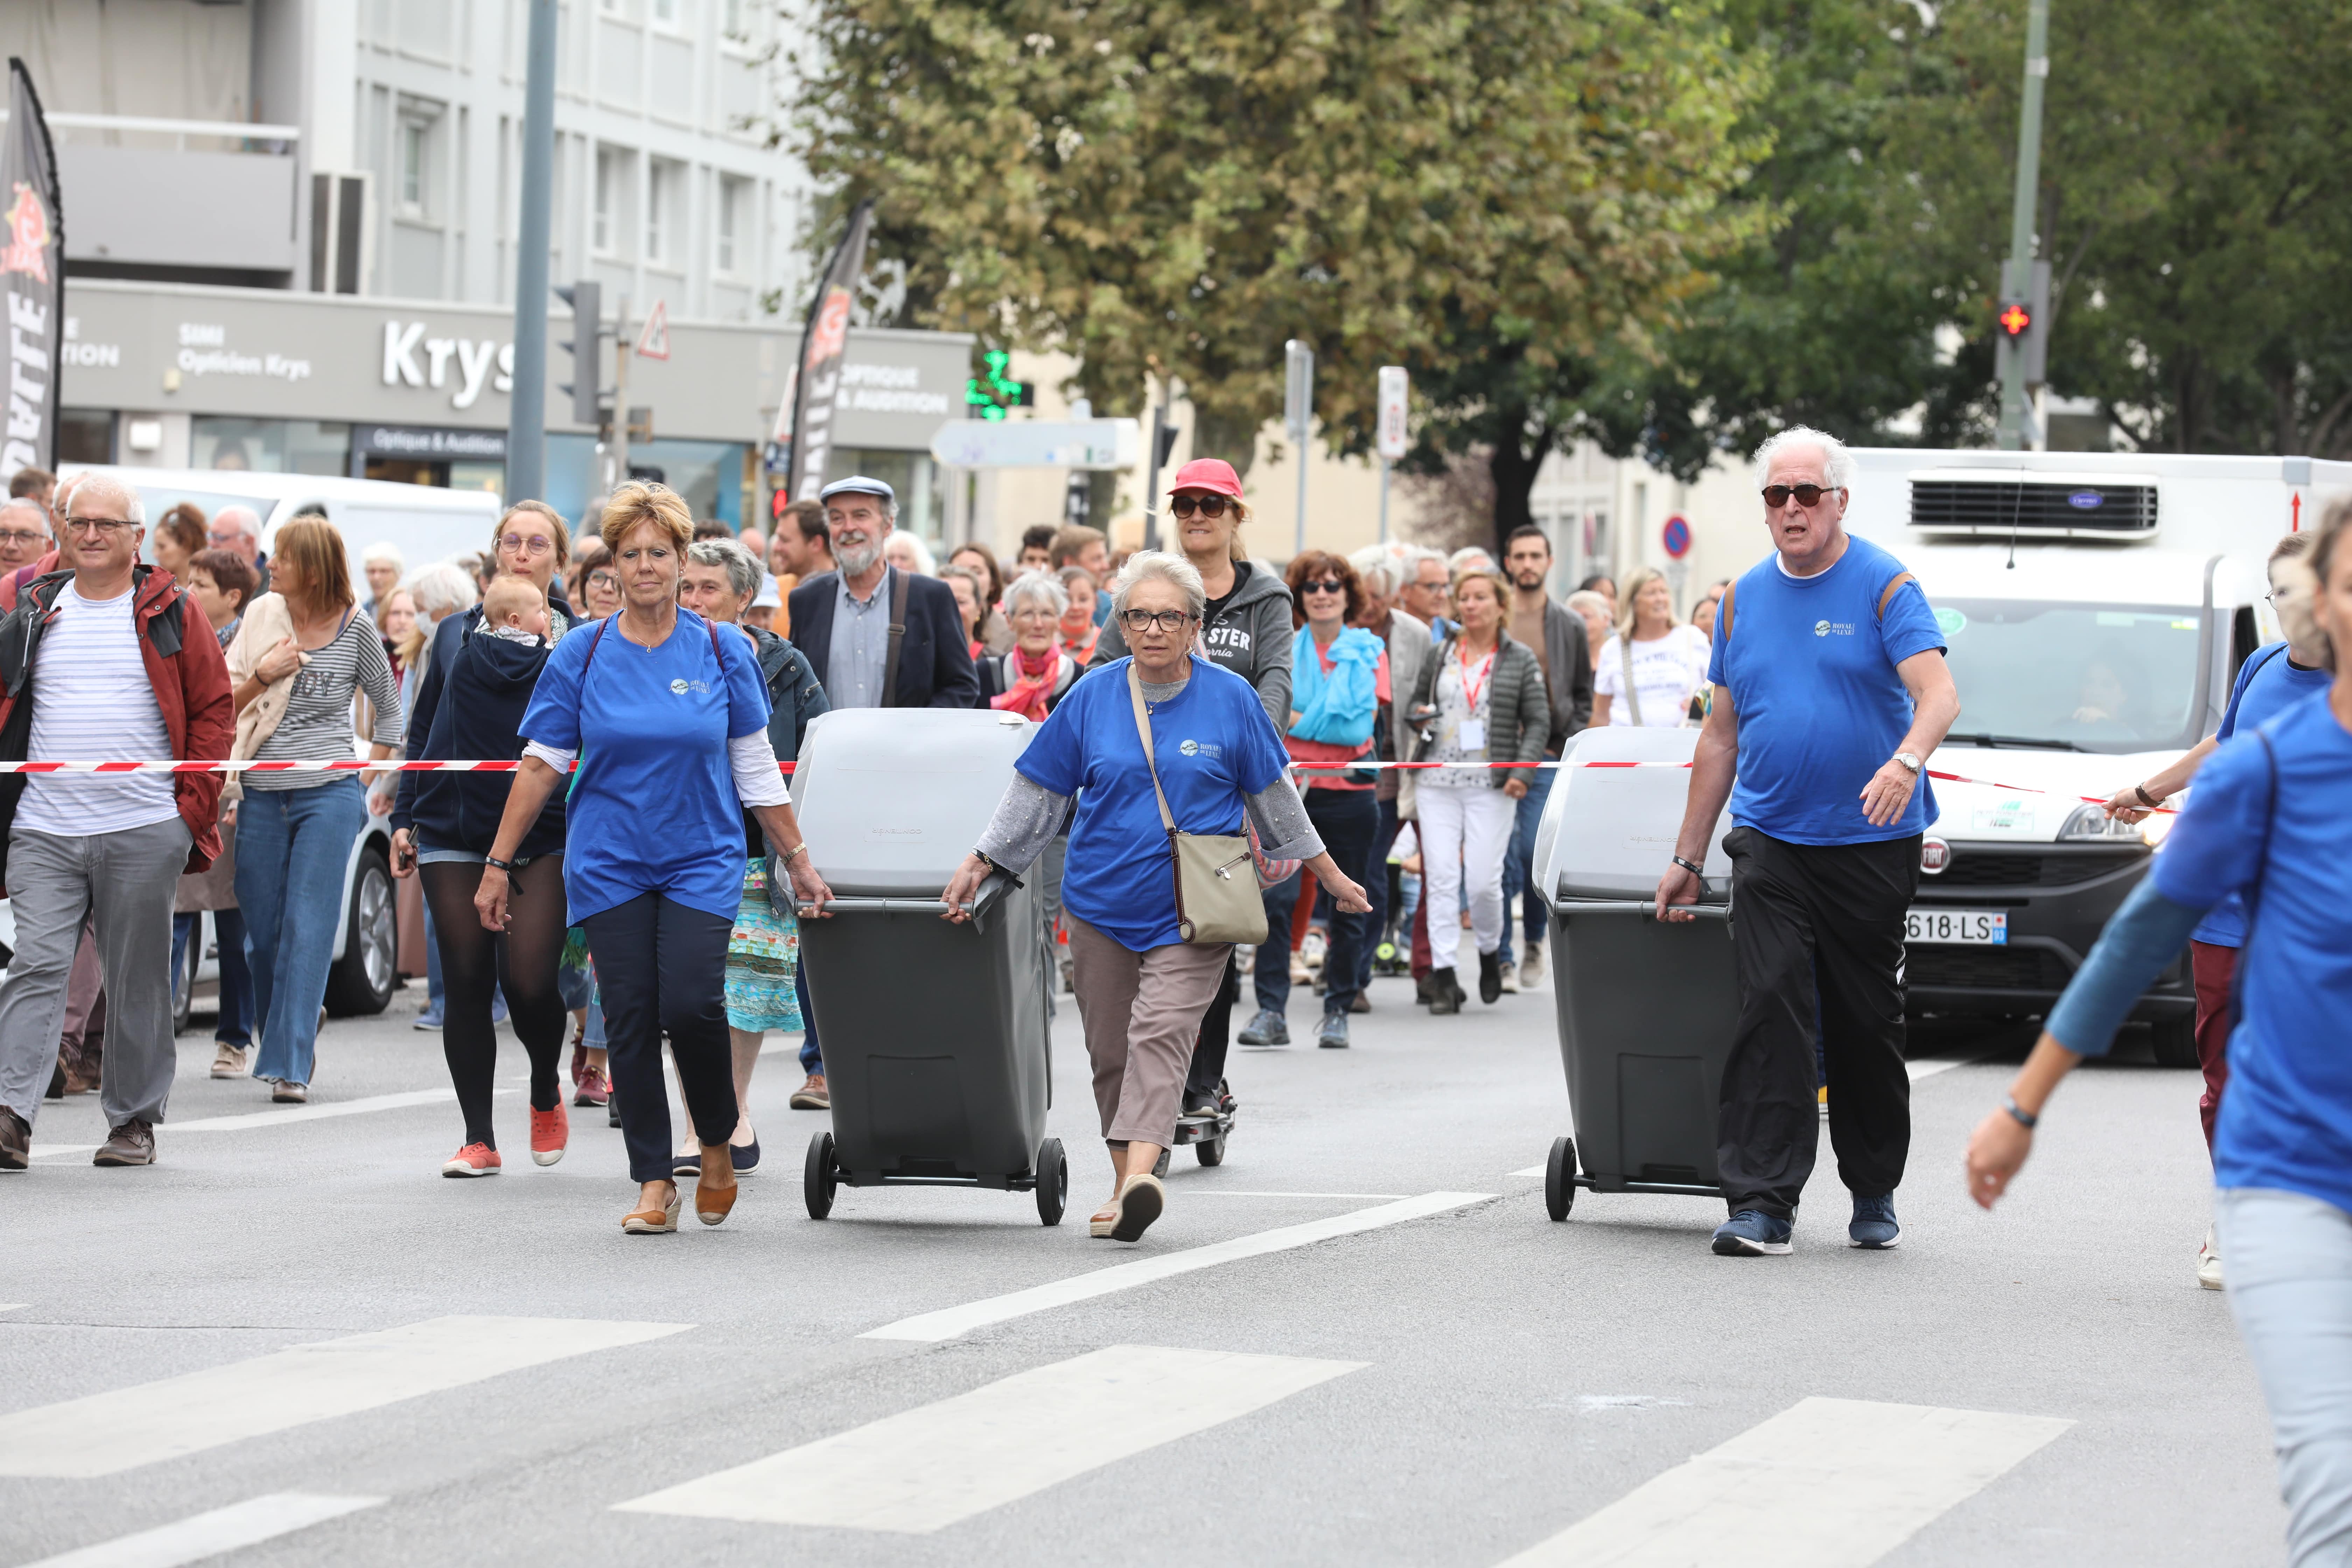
[2228,728,2282,1032]
[1875,572,1916,621]
[881,566,910,709]
[1618,634,1643,728]
[1126,664,1179,837]
[1718,580,1735,642]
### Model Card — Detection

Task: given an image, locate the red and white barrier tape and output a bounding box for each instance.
[0,756,2172,812]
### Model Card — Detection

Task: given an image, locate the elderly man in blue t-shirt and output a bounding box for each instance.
[1656,428,1960,1256]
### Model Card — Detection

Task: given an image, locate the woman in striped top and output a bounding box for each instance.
[228,516,403,1102]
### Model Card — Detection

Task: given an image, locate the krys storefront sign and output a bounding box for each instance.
[379,321,515,411]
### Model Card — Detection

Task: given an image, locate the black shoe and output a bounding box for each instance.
[44,1062,64,1101]
[1478,950,1503,1004]
[1182,1090,1217,1118]
[0,1104,28,1170]
[1428,967,1461,1015]
[1414,973,1435,1003]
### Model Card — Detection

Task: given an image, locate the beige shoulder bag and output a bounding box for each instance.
[1127,665,1268,945]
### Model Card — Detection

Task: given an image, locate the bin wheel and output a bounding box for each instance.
[2149,1014,2199,1070]
[1036,1139,1068,1226]
[1195,1129,1226,1167]
[1153,1147,1171,1179]
[1545,1136,1576,1222]
[804,1132,838,1220]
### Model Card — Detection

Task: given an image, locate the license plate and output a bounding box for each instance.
[1907,908,2008,945]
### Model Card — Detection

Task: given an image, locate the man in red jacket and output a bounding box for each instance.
[0,473,234,1170]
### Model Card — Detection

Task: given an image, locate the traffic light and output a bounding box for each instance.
[964,349,1031,421]
[1995,260,2052,390]
[553,280,605,428]
[1998,301,2032,338]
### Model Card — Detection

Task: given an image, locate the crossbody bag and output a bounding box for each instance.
[1126,665,1268,945]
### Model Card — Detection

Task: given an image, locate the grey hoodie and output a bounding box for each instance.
[1086,558,1294,729]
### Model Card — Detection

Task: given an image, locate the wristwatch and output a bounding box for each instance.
[971,849,997,871]
[1892,751,1921,774]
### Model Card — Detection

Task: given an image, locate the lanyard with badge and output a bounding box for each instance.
[1455,642,1494,755]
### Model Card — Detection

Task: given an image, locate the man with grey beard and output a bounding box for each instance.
[783,476,976,709]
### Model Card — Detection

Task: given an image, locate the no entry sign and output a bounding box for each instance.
[1662,514,1692,559]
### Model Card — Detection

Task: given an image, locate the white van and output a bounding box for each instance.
[1837,449,2352,1063]
[61,464,505,587]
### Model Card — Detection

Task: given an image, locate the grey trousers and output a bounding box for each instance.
[0,817,192,1131]
[1065,912,1231,1147]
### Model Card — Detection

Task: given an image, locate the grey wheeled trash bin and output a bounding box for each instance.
[790,708,1066,1225]
[1530,727,1737,1220]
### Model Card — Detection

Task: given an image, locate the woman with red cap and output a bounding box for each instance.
[1091,458,1296,1117]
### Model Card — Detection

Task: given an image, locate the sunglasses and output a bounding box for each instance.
[1297,578,1346,596]
[1760,483,1839,509]
[1168,495,1232,519]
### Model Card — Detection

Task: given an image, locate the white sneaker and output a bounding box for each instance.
[209,1043,247,1079]
[1519,943,1546,989]
[1301,929,1327,975]
[2197,1224,2224,1291]
[1498,958,1519,994]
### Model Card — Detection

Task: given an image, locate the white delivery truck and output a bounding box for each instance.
[1833,449,2352,1063]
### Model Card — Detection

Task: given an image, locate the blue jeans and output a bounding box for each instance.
[797,964,822,1073]
[172,909,252,1046]
[1355,796,1402,995]
[2218,1186,2352,1567]
[234,779,368,1086]
[1251,788,1378,1018]
[1499,755,1559,956]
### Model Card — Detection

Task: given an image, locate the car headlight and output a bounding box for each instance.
[2058,804,2140,842]
[2140,812,2175,848]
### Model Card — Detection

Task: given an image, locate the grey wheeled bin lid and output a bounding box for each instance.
[792,708,1054,1193]
[1536,726,1737,1198]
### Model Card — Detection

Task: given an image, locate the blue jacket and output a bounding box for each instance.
[392,608,567,860]
[786,565,979,709]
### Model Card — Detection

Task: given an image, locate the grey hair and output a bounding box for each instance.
[1566,589,1612,622]
[0,496,44,526]
[404,561,479,620]
[1754,425,1856,490]
[687,536,761,600]
[1110,548,1206,620]
[1349,545,1400,597]
[211,503,262,541]
[68,472,144,526]
[1447,545,1493,572]
[1002,568,1069,619]
[362,540,406,569]
[1400,545,1448,578]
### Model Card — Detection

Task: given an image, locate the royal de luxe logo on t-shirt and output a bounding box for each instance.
[1815,619,1855,637]
[668,677,710,695]
[1178,738,1222,760]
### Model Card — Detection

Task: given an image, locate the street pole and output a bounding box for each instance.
[503,0,558,503]
[1285,340,1314,556]
[1143,377,1171,553]
[1378,457,1390,545]
[611,294,631,493]
[1996,0,2051,451]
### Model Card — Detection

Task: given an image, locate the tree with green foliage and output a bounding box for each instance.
[790,0,1763,492]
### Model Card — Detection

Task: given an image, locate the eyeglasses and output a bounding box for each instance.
[1167,495,1231,519]
[587,569,619,588]
[1760,483,1839,509]
[63,517,135,535]
[0,529,45,547]
[1119,609,1198,634]
[1297,578,1346,596]
[500,533,554,556]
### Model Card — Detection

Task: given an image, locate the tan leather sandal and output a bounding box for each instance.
[623,1188,682,1234]
[1092,1172,1166,1243]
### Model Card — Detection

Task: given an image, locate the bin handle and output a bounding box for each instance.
[801,869,1022,923]
[1553,898,1731,923]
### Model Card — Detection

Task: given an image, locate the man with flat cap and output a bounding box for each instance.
[785,477,978,711]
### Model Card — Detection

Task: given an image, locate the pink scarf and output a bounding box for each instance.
[991,645,1065,722]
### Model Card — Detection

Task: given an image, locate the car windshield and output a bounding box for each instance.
[132,486,278,527]
[1935,598,2207,754]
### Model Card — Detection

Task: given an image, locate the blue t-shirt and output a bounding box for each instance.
[2191,641,2336,947]
[518,610,772,924]
[1017,654,1290,952]
[1707,535,1946,845]
[2152,693,2352,1214]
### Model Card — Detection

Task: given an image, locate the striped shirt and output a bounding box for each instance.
[247,608,404,791]
[15,583,182,836]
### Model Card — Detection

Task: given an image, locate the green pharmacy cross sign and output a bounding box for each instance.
[965,350,1031,421]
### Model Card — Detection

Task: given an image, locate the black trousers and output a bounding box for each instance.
[1717,826,1920,1219]
[582,892,737,1183]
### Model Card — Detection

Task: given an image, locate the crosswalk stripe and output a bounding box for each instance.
[615,1344,1363,1532]
[15,1492,384,1568]
[1495,1395,2071,1567]
[860,1190,1491,1342]
[29,1087,509,1159]
[0,1315,688,1478]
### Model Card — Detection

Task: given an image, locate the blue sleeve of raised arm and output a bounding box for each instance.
[2043,878,2207,1057]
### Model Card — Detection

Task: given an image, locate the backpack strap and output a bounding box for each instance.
[1875,572,1917,622]
[2228,729,2283,1032]
[881,565,910,708]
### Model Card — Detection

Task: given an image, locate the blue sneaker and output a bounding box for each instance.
[1849,1192,1900,1249]
[1237,1008,1289,1046]
[1712,1209,1794,1256]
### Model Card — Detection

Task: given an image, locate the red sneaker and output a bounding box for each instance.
[530,1101,569,1167]
[573,1066,611,1108]
[442,1142,501,1178]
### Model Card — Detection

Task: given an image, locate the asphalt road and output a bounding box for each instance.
[1,966,2279,1567]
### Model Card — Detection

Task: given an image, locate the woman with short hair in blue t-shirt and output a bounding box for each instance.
[2098,529,2332,1289]
[941,552,1370,1244]
[1967,500,2352,1566]
[479,483,836,1236]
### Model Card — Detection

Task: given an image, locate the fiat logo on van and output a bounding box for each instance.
[1920,835,1951,874]
[2066,489,2105,509]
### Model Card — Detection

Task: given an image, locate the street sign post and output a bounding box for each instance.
[635,299,671,360]
[930,419,1141,470]
[1286,340,1315,554]
[1376,365,1408,545]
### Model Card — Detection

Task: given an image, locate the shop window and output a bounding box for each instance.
[57,408,115,465]
[714,177,745,275]
[193,418,353,477]
[593,147,619,255]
